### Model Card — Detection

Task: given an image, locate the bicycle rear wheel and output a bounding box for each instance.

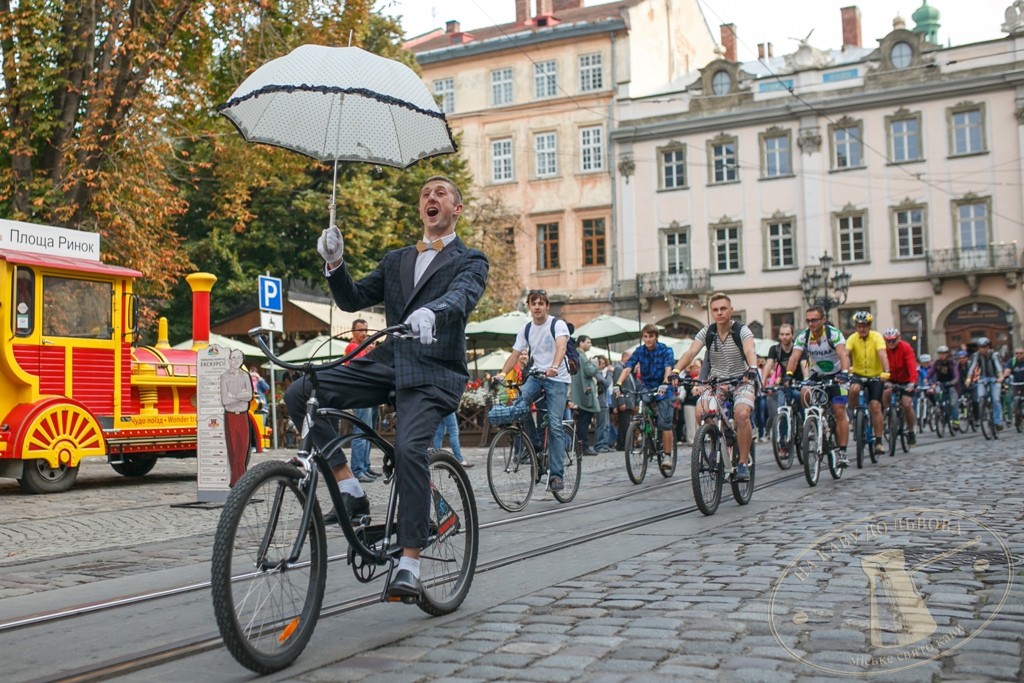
[624,421,648,485]
[418,449,479,616]
[691,424,723,516]
[553,436,582,503]
[730,442,755,505]
[772,410,794,470]
[486,427,536,512]
[211,461,327,674]
[802,418,821,487]
[658,432,678,478]
[934,401,946,438]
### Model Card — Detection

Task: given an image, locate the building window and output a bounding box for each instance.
[665,229,689,274]
[888,112,922,163]
[582,218,606,266]
[713,225,741,272]
[766,219,795,269]
[709,136,738,183]
[711,70,732,96]
[537,222,560,270]
[955,197,991,269]
[659,145,686,189]
[578,53,603,92]
[491,138,514,182]
[579,126,604,172]
[534,132,558,178]
[534,60,557,99]
[831,120,863,169]
[893,206,925,258]
[949,106,985,156]
[890,42,913,69]
[491,68,514,106]
[433,77,454,114]
[836,212,867,263]
[761,130,792,178]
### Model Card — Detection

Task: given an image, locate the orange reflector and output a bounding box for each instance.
[278,617,300,643]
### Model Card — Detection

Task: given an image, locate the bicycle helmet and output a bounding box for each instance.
[956,350,968,358]
[882,327,900,340]
[978,336,991,347]
[936,345,950,353]
[852,311,873,325]
[919,354,931,363]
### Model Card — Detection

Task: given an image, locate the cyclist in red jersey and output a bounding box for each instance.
[881,327,918,445]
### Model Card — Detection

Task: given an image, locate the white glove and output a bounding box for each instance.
[317,225,344,264]
[611,385,621,397]
[405,307,436,345]
[657,384,669,397]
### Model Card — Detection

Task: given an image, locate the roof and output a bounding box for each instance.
[0,249,142,278]
[288,298,388,336]
[407,0,643,56]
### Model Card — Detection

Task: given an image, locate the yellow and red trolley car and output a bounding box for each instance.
[0,219,267,493]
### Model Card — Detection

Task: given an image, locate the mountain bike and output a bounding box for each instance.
[884,384,912,456]
[689,375,756,516]
[929,381,956,438]
[958,392,978,432]
[1007,380,1024,432]
[799,377,845,487]
[915,383,934,434]
[485,376,582,511]
[973,379,1000,441]
[211,326,478,674]
[623,387,677,484]
[850,377,880,469]
[766,385,802,470]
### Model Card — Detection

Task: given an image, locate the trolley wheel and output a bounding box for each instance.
[18,459,80,494]
[110,455,157,477]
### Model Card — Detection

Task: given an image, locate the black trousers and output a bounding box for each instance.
[284,356,460,549]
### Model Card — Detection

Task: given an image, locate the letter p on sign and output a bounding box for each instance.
[258,275,283,313]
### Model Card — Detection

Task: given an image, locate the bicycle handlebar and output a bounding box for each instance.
[248,324,412,374]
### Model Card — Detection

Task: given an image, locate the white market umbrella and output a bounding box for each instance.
[172,333,264,357]
[465,311,532,349]
[575,314,663,345]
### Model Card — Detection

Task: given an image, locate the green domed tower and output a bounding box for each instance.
[912,0,941,43]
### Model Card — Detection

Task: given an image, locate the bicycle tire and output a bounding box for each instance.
[730,442,755,505]
[486,427,536,512]
[624,421,648,485]
[802,417,821,487]
[980,400,995,441]
[691,424,723,516]
[826,428,843,480]
[418,449,479,616]
[934,401,946,438]
[212,461,327,674]
[659,431,678,478]
[868,410,880,463]
[553,436,583,503]
[1015,398,1023,433]
[854,409,865,469]
[886,407,899,458]
[772,409,794,470]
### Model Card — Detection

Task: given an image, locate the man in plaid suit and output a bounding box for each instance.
[284,175,488,600]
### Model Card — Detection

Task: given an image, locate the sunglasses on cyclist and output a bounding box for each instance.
[805,317,822,323]
[528,289,547,296]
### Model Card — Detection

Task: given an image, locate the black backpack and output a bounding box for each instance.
[524,318,579,374]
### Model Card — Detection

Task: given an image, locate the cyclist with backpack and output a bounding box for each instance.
[845,311,890,456]
[926,345,961,429]
[498,289,572,493]
[612,323,676,472]
[671,293,759,481]
[784,305,852,466]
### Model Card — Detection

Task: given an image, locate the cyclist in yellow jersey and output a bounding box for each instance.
[845,311,890,455]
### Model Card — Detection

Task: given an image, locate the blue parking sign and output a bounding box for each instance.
[258,275,283,313]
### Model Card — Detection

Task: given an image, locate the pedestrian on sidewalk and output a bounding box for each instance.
[571,335,601,455]
[432,411,472,467]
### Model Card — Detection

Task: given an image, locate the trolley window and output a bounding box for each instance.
[13,267,35,336]
[42,275,113,339]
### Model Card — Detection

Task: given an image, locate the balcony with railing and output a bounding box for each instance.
[925,243,1021,294]
[637,269,712,298]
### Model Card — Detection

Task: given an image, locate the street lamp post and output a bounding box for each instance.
[800,251,852,322]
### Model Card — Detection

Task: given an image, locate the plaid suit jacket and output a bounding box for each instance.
[327,236,489,395]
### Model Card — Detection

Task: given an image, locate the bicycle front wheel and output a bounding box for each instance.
[980,400,995,441]
[802,418,821,487]
[419,449,479,616]
[854,410,866,469]
[772,410,794,470]
[1015,398,1023,433]
[691,424,723,516]
[211,461,327,674]
[624,421,648,485]
[553,436,583,503]
[486,427,536,512]
[659,432,678,478]
[730,442,755,505]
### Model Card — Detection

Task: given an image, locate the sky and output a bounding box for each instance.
[373,0,1012,61]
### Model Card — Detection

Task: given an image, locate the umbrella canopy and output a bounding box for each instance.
[754,338,778,357]
[469,349,513,373]
[171,333,264,357]
[465,311,531,348]
[219,45,455,168]
[274,335,350,363]
[575,315,663,345]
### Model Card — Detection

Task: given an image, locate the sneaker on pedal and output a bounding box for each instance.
[734,463,750,482]
[908,431,917,446]
[952,420,960,430]
[837,452,849,467]
[659,457,673,472]
[874,440,885,455]
[549,475,564,492]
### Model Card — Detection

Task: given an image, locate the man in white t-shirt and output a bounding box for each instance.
[499,290,571,493]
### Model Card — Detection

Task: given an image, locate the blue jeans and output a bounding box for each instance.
[432,412,463,461]
[974,378,1003,425]
[350,406,375,476]
[514,376,569,479]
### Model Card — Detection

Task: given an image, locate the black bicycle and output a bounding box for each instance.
[211,326,479,674]
[1008,380,1024,433]
[689,375,756,516]
[624,387,678,484]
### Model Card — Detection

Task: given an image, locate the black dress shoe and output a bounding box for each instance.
[322,492,370,525]
[386,568,422,601]
[367,468,382,477]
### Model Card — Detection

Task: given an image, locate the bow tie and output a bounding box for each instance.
[416,239,444,253]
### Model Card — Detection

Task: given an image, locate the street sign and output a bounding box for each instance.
[258,275,283,313]
[261,311,284,332]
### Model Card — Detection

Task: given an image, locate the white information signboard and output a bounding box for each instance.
[0,218,101,260]
[196,344,232,502]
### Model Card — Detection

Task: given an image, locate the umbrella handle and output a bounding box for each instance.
[328,159,338,229]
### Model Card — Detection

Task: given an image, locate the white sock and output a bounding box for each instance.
[397,556,420,578]
[337,477,365,498]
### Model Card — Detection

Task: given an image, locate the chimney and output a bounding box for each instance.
[757,43,765,59]
[186,272,218,351]
[535,0,553,17]
[445,20,460,34]
[841,6,862,48]
[515,0,529,24]
[552,0,584,10]
[720,23,737,62]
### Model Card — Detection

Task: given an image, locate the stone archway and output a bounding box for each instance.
[939,301,1012,353]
